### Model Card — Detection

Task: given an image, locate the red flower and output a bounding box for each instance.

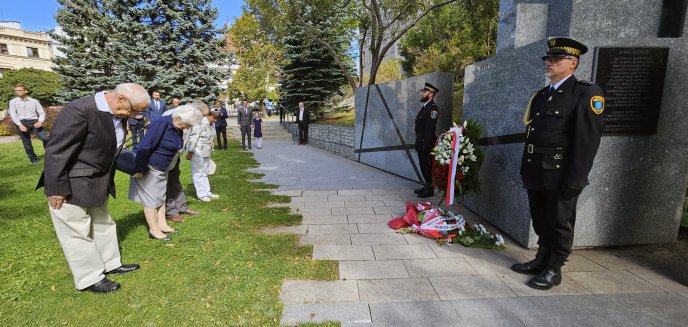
[457,172,464,180]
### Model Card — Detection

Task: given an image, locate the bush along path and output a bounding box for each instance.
[0,139,338,326]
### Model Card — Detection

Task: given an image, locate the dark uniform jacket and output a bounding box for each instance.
[520,75,605,190]
[37,96,124,207]
[415,100,439,150]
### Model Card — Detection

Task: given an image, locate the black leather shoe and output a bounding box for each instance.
[82,278,120,293]
[106,264,140,275]
[527,267,562,290]
[511,246,549,275]
[148,231,172,241]
[413,186,426,194]
[417,188,434,198]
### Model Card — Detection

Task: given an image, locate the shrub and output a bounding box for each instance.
[0,68,64,109]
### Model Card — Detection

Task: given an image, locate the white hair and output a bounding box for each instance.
[171,104,203,126]
[113,83,149,108]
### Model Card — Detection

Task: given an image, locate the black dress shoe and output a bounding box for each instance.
[148,231,172,241]
[105,264,140,275]
[413,186,426,194]
[511,246,549,275]
[527,266,562,290]
[82,278,120,293]
[417,188,434,198]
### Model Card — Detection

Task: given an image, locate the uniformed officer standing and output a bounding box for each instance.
[511,37,605,290]
[414,82,441,198]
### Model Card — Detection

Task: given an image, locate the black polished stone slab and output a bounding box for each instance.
[593,47,669,135]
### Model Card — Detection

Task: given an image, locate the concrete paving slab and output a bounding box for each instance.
[339,260,410,280]
[372,206,407,216]
[518,313,667,327]
[302,190,338,196]
[498,273,591,297]
[382,200,407,208]
[429,275,517,300]
[365,194,404,201]
[373,244,437,260]
[338,190,374,195]
[402,234,437,245]
[450,297,538,320]
[299,235,351,246]
[313,245,375,261]
[262,225,308,235]
[304,201,346,208]
[566,270,663,294]
[403,258,478,277]
[358,278,440,303]
[308,224,359,235]
[367,301,460,325]
[280,280,359,304]
[292,208,332,215]
[333,207,376,215]
[629,267,688,298]
[301,215,349,225]
[347,214,393,224]
[280,302,372,326]
[329,195,367,202]
[357,223,397,234]
[370,189,405,195]
[351,233,408,246]
[345,200,386,208]
[562,254,608,272]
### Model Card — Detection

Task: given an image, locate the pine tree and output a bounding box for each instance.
[279,21,351,113]
[52,0,122,101]
[142,0,228,100]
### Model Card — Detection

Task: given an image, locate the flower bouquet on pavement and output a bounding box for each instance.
[387,201,505,250]
[431,120,484,208]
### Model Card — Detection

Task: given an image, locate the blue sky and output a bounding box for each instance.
[0,0,246,32]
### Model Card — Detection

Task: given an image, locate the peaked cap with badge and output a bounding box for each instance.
[514,37,606,290]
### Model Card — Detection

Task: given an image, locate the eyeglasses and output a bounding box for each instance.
[542,56,576,63]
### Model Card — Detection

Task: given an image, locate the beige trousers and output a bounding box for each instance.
[49,200,122,290]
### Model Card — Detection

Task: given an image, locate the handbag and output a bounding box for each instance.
[116,148,137,175]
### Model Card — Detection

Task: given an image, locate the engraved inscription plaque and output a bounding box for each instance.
[593,47,669,135]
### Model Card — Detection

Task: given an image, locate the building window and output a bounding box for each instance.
[27,47,39,58]
[0,44,8,54]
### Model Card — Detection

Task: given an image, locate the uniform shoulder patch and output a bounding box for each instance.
[590,96,605,114]
[430,109,439,119]
[577,80,596,86]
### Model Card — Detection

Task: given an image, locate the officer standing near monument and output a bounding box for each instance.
[414,82,440,198]
[511,37,605,290]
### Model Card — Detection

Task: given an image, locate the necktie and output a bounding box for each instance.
[155,100,159,110]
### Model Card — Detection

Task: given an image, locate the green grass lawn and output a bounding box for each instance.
[0,140,338,326]
[319,111,354,127]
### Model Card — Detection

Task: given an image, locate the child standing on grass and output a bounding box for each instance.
[253,111,263,149]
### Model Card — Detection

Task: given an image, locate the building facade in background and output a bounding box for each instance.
[0,21,54,74]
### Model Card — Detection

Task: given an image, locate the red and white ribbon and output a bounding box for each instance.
[445,126,463,206]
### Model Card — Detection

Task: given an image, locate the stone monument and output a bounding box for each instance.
[354,73,453,182]
[462,0,688,247]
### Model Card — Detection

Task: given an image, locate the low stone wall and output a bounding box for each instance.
[284,122,355,160]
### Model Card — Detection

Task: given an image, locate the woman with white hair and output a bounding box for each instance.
[129,104,202,241]
[186,110,221,201]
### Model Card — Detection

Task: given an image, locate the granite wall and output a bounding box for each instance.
[464,0,688,247]
[354,73,454,182]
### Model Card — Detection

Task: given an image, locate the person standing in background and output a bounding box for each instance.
[145,90,167,122]
[237,100,253,149]
[212,100,228,150]
[253,111,263,149]
[295,102,310,145]
[9,84,48,165]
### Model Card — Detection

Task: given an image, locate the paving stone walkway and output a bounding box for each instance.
[247,121,688,327]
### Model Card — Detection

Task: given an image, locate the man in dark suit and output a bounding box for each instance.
[145,90,167,122]
[295,102,310,145]
[38,83,149,293]
[127,111,145,148]
[512,37,605,290]
[414,82,440,198]
[236,100,253,149]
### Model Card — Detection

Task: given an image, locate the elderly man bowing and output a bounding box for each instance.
[37,83,149,293]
